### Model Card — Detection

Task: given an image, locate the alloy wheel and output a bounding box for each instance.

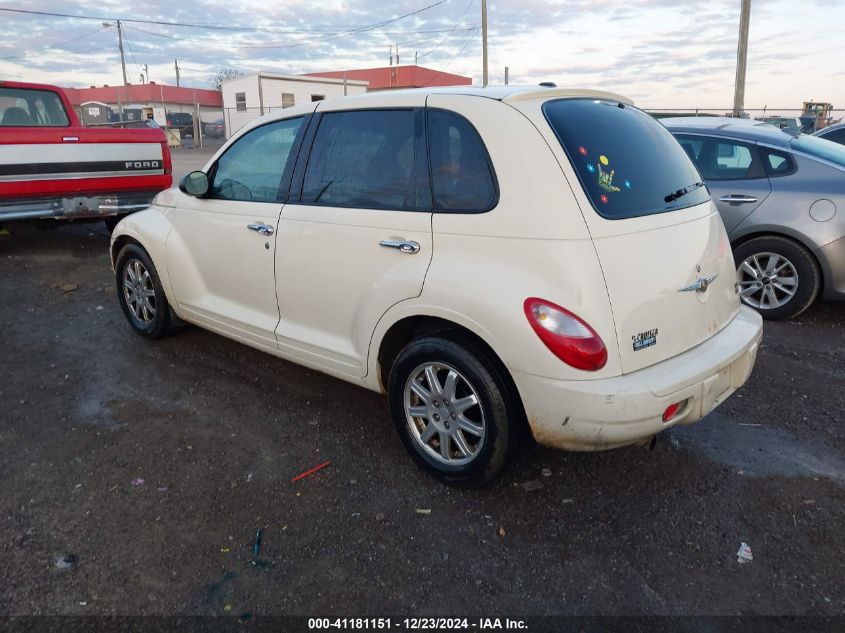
[737,252,799,310]
[122,259,157,324]
[403,362,486,466]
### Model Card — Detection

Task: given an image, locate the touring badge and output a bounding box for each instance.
[632,328,658,351]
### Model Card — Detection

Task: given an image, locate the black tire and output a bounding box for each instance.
[387,336,520,487]
[114,243,173,339]
[733,236,820,320]
[103,215,127,234]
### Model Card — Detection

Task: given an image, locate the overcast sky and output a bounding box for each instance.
[1,0,843,109]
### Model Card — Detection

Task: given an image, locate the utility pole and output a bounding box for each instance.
[396,44,400,65]
[174,59,181,87]
[142,64,149,83]
[504,66,509,85]
[732,0,751,117]
[117,20,128,86]
[481,0,488,87]
[415,51,418,66]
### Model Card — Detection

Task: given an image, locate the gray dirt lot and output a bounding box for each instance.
[1,215,843,617]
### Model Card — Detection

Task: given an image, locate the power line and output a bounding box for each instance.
[419,0,474,58]
[0,25,108,60]
[422,26,478,85]
[0,2,448,35]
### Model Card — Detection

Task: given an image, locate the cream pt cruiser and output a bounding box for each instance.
[111,86,763,486]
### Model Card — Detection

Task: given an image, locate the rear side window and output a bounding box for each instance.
[0,87,69,127]
[427,110,497,212]
[301,109,430,211]
[761,148,796,177]
[543,99,709,219]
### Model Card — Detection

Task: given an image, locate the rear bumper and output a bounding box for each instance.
[0,192,158,222]
[513,306,763,451]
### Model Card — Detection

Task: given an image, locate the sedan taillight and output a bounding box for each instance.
[523,297,608,371]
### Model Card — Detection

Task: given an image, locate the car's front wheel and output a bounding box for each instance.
[114,243,173,338]
[388,336,520,487]
[734,236,820,320]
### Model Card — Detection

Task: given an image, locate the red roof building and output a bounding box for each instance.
[63,83,222,108]
[305,65,472,90]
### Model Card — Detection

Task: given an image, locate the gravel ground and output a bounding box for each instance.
[1,220,843,618]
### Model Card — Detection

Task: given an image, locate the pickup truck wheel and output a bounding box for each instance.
[388,336,515,487]
[104,215,125,234]
[734,236,820,320]
[115,244,172,339]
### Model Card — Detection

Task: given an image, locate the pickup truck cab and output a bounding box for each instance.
[0,80,172,230]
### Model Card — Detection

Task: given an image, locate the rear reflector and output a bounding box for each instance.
[524,298,607,371]
[663,402,681,422]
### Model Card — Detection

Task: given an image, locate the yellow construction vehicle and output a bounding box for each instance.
[801,101,834,131]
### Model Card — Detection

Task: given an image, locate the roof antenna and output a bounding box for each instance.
[539,81,557,87]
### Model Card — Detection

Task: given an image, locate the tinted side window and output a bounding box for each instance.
[673,134,765,181]
[211,117,304,202]
[427,110,497,212]
[301,110,430,211]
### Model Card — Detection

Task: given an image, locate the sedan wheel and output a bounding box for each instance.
[737,252,798,310]
[732,236,820,320]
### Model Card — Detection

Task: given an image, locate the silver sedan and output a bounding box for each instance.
[663,117,845,320]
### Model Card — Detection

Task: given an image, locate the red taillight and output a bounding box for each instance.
[160,140,172,175]
[662,402,681,422]
[523,298,607,371]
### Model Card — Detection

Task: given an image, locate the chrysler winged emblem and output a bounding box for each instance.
[679,273,719,293]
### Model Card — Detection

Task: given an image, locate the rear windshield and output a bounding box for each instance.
[790,133,845,169]
[543,98,710,219]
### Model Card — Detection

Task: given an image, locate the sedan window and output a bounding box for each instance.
[210,117,304,202]
[673,134,766,181]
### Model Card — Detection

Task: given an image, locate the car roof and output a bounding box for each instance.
[661,116,797,147]
[318,84,634,105]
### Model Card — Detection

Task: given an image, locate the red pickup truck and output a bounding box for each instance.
[0,80,172,230]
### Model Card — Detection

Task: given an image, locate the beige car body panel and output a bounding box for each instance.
[112,86,763,452]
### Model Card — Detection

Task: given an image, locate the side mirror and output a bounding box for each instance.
[179,171,210,197]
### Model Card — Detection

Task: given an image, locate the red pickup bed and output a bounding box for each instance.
[0,80,172,226]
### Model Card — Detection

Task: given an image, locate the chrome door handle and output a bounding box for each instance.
[379,239,421,254]
[719,195,758,204]
[247,223,274,236]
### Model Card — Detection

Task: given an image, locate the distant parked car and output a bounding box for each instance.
[664,117,845,319]
[111,87,762,485]
[166,112,193,138]
[814,122,845,146]
[201,118,225,139]
[757,116,802,132]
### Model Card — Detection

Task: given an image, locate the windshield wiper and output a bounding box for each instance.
[664,181,705,203]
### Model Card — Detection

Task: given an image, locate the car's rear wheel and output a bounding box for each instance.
[734,236,820,320]
[388,336,518,487]
[115,243,172,339]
